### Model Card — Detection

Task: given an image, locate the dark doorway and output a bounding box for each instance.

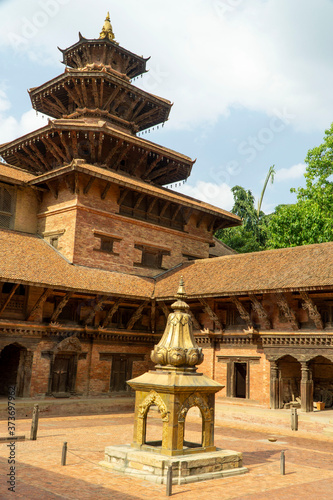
[51,354,75,394]
[0,344,30,397]
[110,355,130,392]
[235,362,247,398]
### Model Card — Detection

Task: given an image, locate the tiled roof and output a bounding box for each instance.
[29,162,241,224]
[0,230,154,299]
[154,242,333,299]
[0,163,36,184]
[209,237,238,257]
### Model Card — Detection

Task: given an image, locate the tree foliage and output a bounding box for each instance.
[216,185,269,253]
[268,124,333,248]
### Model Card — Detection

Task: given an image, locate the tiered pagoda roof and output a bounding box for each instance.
[0,14,192,186]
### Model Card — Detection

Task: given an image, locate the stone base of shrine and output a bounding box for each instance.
[100,445,248,484]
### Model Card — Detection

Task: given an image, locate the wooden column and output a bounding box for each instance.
[270,360,280,410]
[300,361,313,413]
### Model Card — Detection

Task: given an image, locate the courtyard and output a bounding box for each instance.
[1,405,333,499]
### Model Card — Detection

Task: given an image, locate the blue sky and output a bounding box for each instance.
[0,0,332,213]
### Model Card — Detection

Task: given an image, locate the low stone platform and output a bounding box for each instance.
[100,444,248,484]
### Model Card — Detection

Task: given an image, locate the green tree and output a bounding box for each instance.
[216,185,269,253]
[268,124,333,248]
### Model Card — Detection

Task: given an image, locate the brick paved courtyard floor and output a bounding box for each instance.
[1,411,333,499]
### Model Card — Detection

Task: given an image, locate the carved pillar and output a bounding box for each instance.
[300,361,313,413]
[270,360,280,409]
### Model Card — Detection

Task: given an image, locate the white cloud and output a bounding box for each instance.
[1,0,333,133]
[170,181,234,211]
[275,163,306,182]
[0,107,47,145]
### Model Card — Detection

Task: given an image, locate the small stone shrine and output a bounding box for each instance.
[101,278,247,484]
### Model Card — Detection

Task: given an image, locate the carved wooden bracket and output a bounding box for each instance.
[85,295,108,326]
[249,294,271,330]
[189,310,202,331]
[0,284,19,318]
[150,299,156,333]
[300,291,324,330]
[102,298,121,328]
[50,292,74,323]
[230,296,253,329]
[27,288,53,322]
[159,301,170,320]
[199,298,223,331]
[127,300,149,330]
[275,292,299,331]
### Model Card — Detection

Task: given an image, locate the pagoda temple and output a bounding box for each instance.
[0,14,333,419]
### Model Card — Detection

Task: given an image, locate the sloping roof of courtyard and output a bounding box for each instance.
[0,163,36,184]
[0,229,154,299]
[1,229,333,301]
[154,242,333,299]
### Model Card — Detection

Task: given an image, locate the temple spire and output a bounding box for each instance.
[99,12,117,43]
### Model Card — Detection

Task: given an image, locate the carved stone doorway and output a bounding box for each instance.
[0,344,33,397]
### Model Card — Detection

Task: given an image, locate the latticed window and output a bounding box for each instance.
[0,184,15,229]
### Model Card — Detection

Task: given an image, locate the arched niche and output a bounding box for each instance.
[178,393,213,451]
[136,391,169,449]
[0,343,33,397]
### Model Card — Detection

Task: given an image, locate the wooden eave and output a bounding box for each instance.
[28,70,172,130]
[0,120,194,184]
[28,162,242,227]
[155,285,333,302]
[59,36,149,78]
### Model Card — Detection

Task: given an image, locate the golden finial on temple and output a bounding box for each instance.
[176,276,186,297]
[99,11,117,43]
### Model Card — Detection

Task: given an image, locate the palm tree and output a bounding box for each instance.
[257,165,275,217]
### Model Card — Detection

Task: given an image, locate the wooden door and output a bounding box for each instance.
[52,355,71,393]
[110,355,129,392]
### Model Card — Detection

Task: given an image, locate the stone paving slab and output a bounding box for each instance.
[0,412,333,499]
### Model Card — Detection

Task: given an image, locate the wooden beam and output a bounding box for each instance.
[83,177,95,195]
[101,182,111,200]
[59,131,72,161]
[29,143,49,171]
[0,284,19,318]
[46,181,58,200]
[134,193,145,210]
[102,298,121,328]
[150,300,156,333]
[189,310,202,331]
[249,294,271,330]
[127,301,149,330]
[159,301,170,320]
[64,175,75,194]
[118,188,130,206]
[130,151,149,176]
[300,291,324,330]
[71,131,79,158]
[147,198,158,215]
[275,292,299,331]
[131,99,148,120]
[142,157,161,179]
[199,298,223,331]
[159,201,170,218]
[171,205,182,222]
[104,140,123,167]
[27,288,53,322]
[114,146,129,171]
[50,292,74,323]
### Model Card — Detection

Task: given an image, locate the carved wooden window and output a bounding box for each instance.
[134,244,170,270]
[0,184,15,229]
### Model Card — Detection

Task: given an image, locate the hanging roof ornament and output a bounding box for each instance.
[99,12,118,44]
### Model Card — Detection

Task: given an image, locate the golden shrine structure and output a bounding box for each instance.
[101,278,247,484]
